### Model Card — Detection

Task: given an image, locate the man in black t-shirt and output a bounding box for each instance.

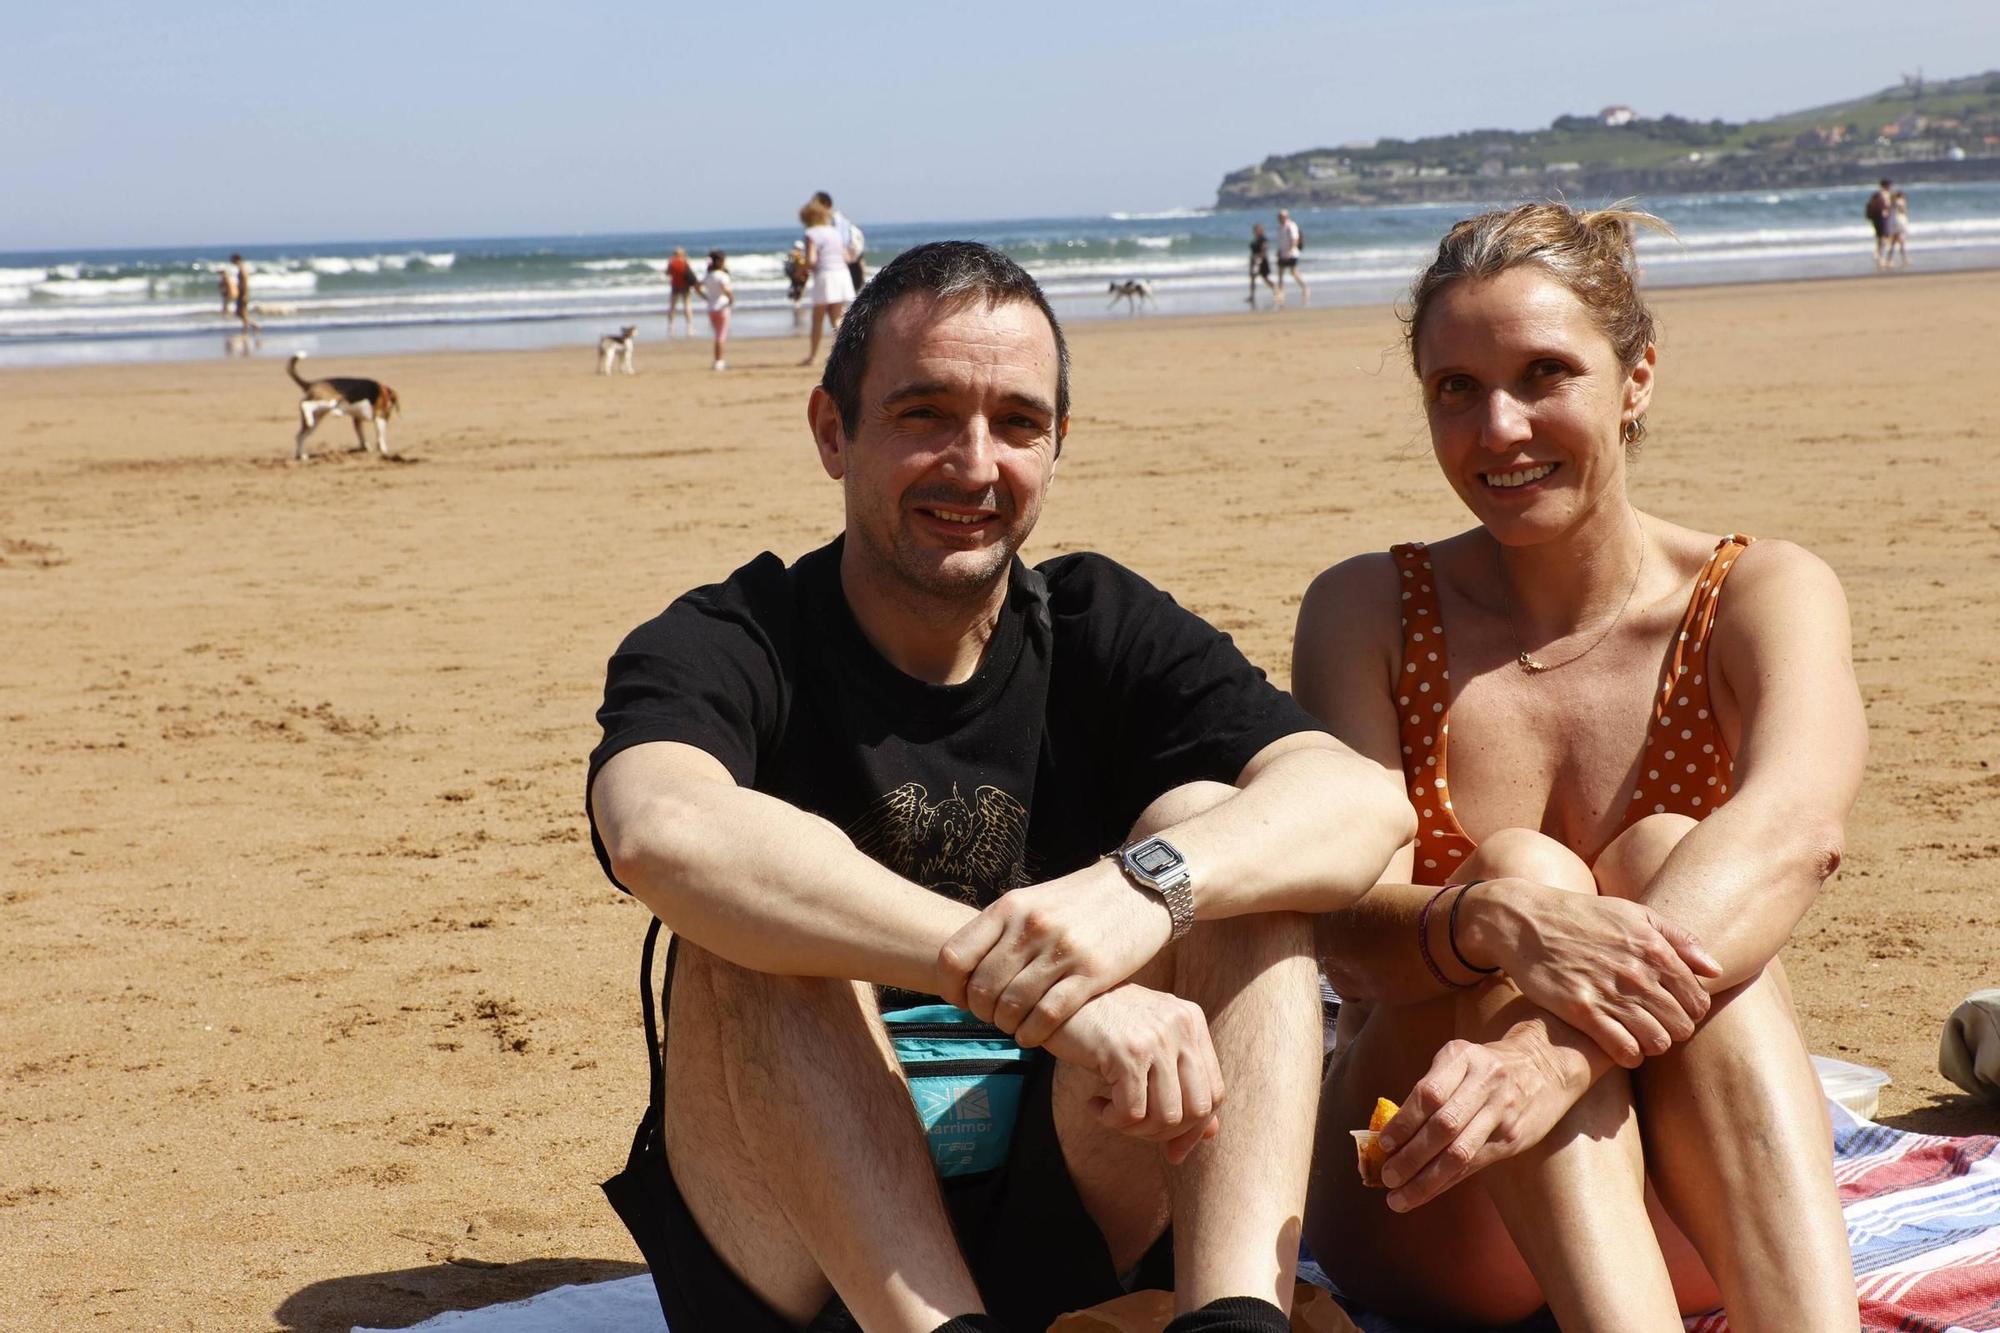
[588,242,1412,1333]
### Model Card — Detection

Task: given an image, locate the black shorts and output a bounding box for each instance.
[1254,257,1272,279]
[1277,255,1299,270]
[602,926,1170,1333]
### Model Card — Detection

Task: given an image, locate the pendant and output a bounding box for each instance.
[1517,651,1548,673]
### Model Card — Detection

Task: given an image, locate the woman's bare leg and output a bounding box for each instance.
[802,305,827,365]
[1597,814,1859,1332]
[1309,828,1682,1330]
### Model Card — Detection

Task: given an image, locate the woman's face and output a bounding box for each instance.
[1414,266,1653,545]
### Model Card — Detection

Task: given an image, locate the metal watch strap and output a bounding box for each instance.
[1108,843,1196,941]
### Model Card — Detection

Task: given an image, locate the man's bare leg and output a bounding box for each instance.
[1060,782,1320,1315]
[1597,815,1860,1333]
[664,941,984,1332]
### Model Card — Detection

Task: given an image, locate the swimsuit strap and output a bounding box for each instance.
[1622,534,1754,829]
[1390,543,1475,880]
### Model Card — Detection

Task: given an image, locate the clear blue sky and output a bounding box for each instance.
[3,0,1992,251]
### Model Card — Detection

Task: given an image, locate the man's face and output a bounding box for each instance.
[810,294,1065,604]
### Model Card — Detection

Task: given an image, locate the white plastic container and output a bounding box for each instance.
[1813,1054,1891,1120]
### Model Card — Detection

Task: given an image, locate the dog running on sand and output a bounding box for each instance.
[597,325,638,376]
[288,352,399,460]
[1107,279,1154,314]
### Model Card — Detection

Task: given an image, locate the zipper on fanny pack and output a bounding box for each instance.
[888,1022,1012,1041]
[899,1058,1024,1077]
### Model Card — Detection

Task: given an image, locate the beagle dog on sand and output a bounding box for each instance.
[288,352,399,460]
[1107,279,1154,314]
[597,325,638,376]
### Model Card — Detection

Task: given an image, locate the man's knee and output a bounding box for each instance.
[1130,780,1236,839]
[676,942,880,1043]
[1463,826,1596,894]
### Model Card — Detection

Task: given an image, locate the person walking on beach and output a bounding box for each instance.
[1865,180,1894,269]
[816,190,866,290]
[1248,223,1277,309]
[225,254,259,334]
[1886,190,1910,268]
[588,240,1413,1333]
[700,249,733,371]
[1275,209,1308,307]
[666,247,698,337]
[797,198,854,366]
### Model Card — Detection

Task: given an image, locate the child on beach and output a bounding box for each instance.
[701,250,733,371]
[1887,191,1910,268]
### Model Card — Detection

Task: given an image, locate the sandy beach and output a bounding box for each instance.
[4,271,1997,1331]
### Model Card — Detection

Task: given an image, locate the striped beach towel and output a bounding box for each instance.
[1329,1100,2000,1333]
[1688,1102,2000,1333]
[356,1102,2000,1333]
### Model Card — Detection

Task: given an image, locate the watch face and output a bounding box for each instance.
[1130,840,1184,877]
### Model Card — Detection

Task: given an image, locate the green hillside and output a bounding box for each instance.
[1219,70,2000,208]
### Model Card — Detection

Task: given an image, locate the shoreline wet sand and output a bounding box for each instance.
[4,270,1996,1331]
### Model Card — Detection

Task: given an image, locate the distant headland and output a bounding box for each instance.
[1216,70,2000,209]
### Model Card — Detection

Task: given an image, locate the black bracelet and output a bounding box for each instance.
[1447,881,1501,977]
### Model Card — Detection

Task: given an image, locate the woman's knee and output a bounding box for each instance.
[1594,813,1698,900]
[1461,826,1596,895]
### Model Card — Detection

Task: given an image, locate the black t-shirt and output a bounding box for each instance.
[586,536,1322,916]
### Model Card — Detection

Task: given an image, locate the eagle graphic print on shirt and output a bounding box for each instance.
[847,783,1032,908]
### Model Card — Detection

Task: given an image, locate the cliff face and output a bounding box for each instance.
[1217,71,2000,210]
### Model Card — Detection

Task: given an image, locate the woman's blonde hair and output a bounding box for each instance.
[800,199,833,228]
[1405,201,1675,443]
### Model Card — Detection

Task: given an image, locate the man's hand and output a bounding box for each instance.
[1457,880,1721,1067]
[937,863,1172,1047]
[1376,1028,1582,1212]
[1041,983,1224,1164]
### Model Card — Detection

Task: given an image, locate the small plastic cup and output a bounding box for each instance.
[1352,1129,1386,1187]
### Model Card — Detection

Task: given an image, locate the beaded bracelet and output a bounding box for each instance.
[1447,880,1501,977]
[1417,884,1466,990]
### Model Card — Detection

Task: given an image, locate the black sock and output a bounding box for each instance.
[929,1317,1007,1333]
[1162,1295,1291,1333]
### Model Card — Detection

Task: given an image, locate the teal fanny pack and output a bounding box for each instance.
[882,1003,1033,1178]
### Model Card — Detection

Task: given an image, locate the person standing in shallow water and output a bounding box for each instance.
[1296,201,1863,1332]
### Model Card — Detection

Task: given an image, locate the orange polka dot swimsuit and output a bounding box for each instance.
[1390,535,1753,884]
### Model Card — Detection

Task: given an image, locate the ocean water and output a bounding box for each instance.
[4,182,1998,367]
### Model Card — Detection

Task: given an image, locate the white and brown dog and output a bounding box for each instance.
[287,352,399,460]
[1107,279,1154,314]
[597,325,638,375]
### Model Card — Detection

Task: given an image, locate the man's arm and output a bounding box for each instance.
[593,740,976,995]
[938,724,1414,1043]
[595,739,1228,1151]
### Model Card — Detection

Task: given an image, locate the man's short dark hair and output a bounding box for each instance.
[820,240,1070,439]
[814,190,834,208]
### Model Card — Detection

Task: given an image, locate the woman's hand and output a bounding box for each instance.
[1376,1029,1581,1211]
[1456,879,1721,1067]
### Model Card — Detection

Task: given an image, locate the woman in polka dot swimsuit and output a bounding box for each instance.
[1297,204,1866,1332]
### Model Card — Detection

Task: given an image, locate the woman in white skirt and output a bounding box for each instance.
[798,198,855,366]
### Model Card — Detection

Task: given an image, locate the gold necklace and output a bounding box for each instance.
[1499,532,1646,674]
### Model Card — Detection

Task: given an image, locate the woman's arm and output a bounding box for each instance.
[1297,555,1715,1060]
[1630,540,1865,989]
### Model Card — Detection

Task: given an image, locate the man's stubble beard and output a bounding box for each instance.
[852,493,1040,619]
